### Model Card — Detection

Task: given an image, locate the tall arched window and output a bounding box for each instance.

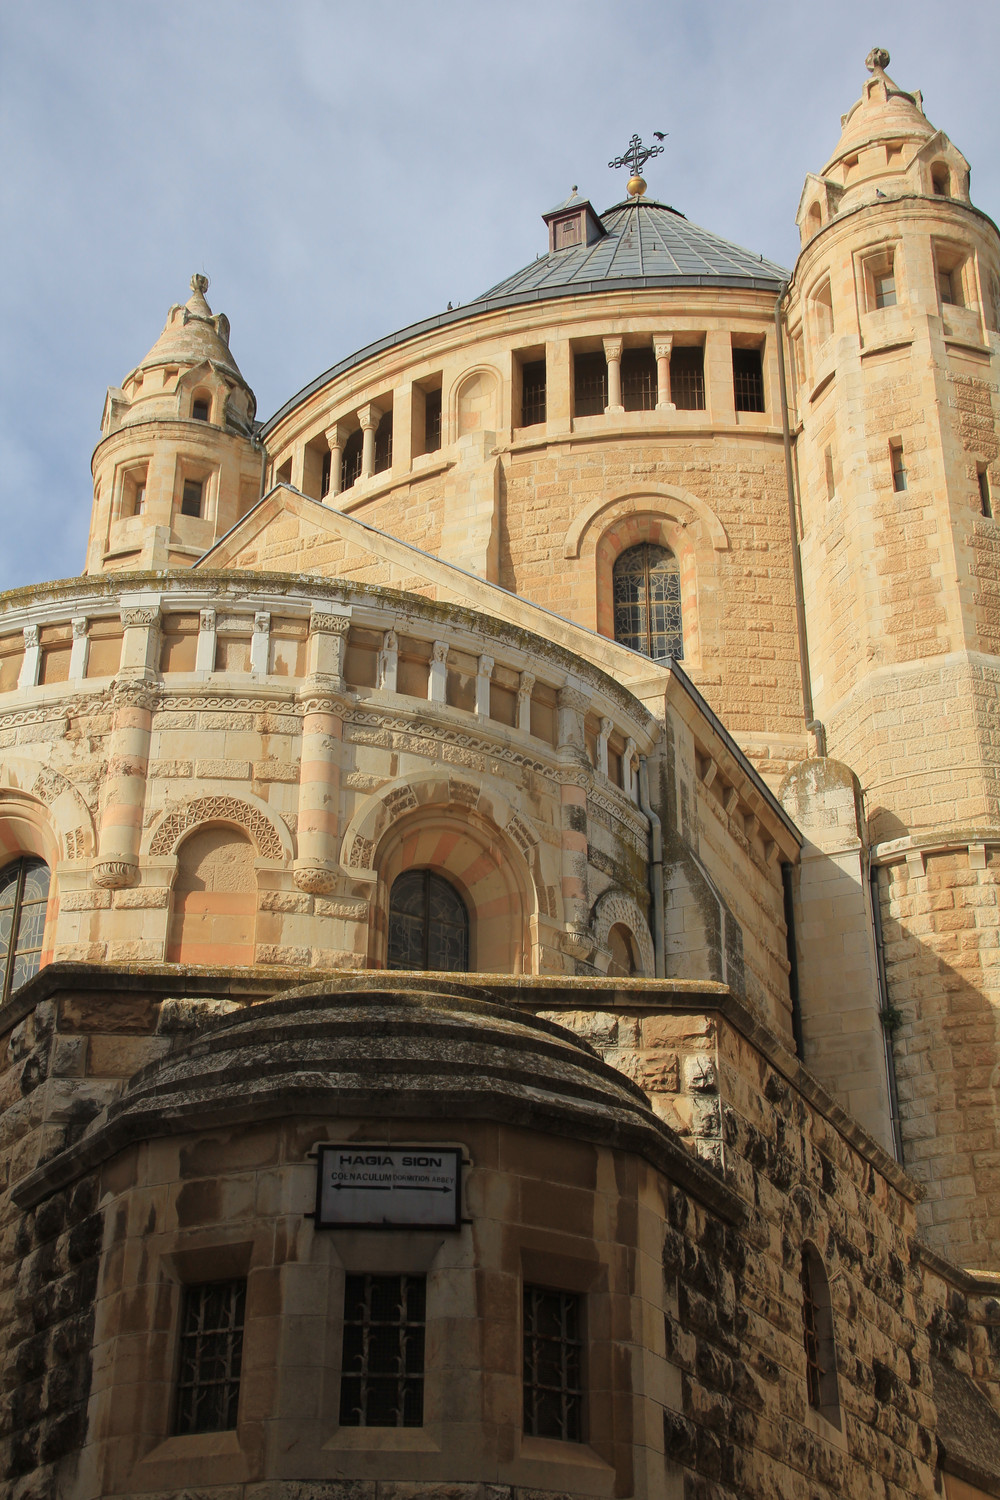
[612,543,683,661]
[387,870,469,972]
[801,1244,841,1426]
[0,857,50,1001]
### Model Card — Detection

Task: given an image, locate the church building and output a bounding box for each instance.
[1,49,999,1500]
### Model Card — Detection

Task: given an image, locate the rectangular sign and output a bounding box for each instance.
[314,1144,462,1230]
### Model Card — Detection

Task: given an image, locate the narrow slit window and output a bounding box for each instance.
[873,270,897,309]
[181,479,204,517]
[890,442,907,493]
[621,346,657,411]
[192,397,210,422]
[937,266,962,306]
[979,466,993,519]
[340,1274,426,1428]
[321,450,331,497]
[424,389,442,452]
[573,351,607,417]
[733,347,765,413]
[133,482,146,516]
[520,359,547,426]
[824,447,836,500]
[669,346,705,410]
[174,1279,246,1435]
[523,1285,583,1442]
[800,1246,841,1425]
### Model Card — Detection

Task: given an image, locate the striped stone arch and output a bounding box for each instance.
[591,889,655,978]
[145,795,290,862]
[0,757,96,861]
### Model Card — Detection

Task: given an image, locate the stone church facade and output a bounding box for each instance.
[0,50,998,1500]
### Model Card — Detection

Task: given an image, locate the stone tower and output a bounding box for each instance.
[86,275,261,574]
[786,49,1000,1268]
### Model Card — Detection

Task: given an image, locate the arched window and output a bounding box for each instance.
[612,543,683,661]
[800,1244,841,1426]
[0,857,50,1001]
[166,827,256,966]
[387,870,469,972]
[607,923,638,978]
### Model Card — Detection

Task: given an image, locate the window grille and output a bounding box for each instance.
[341,430,364,490]
[424,388,442,452]
[374,411,393,474]
[192,398,210,421]
[621,347,657,411]
[174,1279,246,1435]
[521,360,547,426]
[573,351,607,416]
[523,1286,583,1442]
[669,346,705,410]
[387,869,469,972]
[181,479,204,517]
[340,1274,426,1427]
[612,543,683,661]
[0,858,50,1002]
[732,348,765,413]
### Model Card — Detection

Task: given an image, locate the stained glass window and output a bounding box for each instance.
[612,543,683,661]
[0,857,50,1002]
[174,1279,246,1435]
[387,869,469,972]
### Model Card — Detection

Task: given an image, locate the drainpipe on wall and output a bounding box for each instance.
[638,756,665,979]
[867,852,906,1163]
[774,287,825,757]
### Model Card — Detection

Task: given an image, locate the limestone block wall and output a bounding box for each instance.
[1,970,994,1499]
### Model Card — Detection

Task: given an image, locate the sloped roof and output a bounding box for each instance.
[474,198,788,301]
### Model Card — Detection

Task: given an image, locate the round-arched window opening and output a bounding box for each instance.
[607,923,638,978]
[0,856,50,1001]
[612,543,684,661]
[387,869,469,972]
[931,162,951,197]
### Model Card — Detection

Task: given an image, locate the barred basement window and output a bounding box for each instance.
[180,479,204,517]
[523,1285,583,1442]
[621,346,657,411]
[800,1245,840,1425]
[521,359,547,426]
[174,1279,246,1435]
[669,345,705,410]
[387,869,469,972]
[0,857,50,1002]
[732,347,765,412]
[573,351,607,416]
[340,1274,426,1427]
[612,543,683,661]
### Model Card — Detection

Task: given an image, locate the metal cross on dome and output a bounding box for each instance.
[608,132,665,185]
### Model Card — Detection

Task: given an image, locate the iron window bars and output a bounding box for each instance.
[340,1274,426,1427]
[523,1285,583,1442]
[174,1279,246,1435]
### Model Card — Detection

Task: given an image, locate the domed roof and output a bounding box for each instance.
[823,49,935,172]
[474,198,788,302]
[11,982,733,1213]
[134,273,246,382]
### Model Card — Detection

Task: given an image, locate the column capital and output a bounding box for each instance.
[357,402,383,433]
[602,336,623,362]
[324,420,351,449]
[653,334,674,359]
[310,610,350,636]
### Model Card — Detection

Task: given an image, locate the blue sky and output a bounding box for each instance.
[2,0,998,590]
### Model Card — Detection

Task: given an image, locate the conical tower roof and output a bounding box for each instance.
[822,47,935,174]
[134,273,245,382]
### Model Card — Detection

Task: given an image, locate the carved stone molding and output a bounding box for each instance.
[120,607,160,629]
[109,678,161,713]
[149,795,285,860]
[293,863,339,895]
[92,859,139,890]
[310,612,350,636]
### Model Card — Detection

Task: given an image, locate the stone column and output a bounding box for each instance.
[359,403,382,480]
[597,716,612,777]
[517,672,534,733]
[378,630,398,693]
[69,618,89,680]
[429,641,448,703]
[293,692,343,895]
[94,677,158,889]
[325,421,348,500]
[250,612,270,675]
[195,608,217,672]
[476,655,494,717]
[624,736,638,801]
[18,625,41,689]
[306,609,349,689]
[654,335,675,411]
[603,337,624,415]
[557,687,593,953]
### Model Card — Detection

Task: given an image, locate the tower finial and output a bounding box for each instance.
[608,132,665,199]
[190,272,210,296]
[865,46,890,73]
